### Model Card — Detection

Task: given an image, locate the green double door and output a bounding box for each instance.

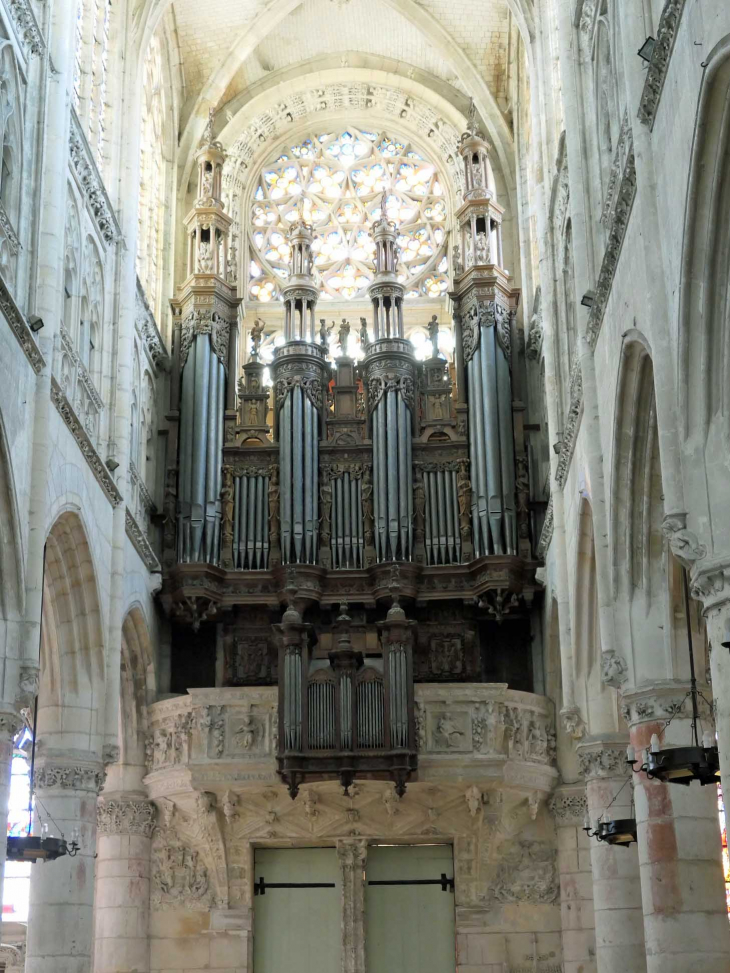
[253,844,456,973]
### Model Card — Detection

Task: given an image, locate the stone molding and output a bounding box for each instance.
[537,495,553,559]
[68,110,121,246]
[0,200,21,255]
[549,786,587,824]
[51,375,123,507]
[585,150,636,353]
[126,507,161,572]
[555,361,582,488]
[7,0,44,57]
[97,798,156,837]
[601,111,632,227]
[35,762,106,794]
[638,0,687,129]
[0,269,45,373]
[135,277,169,370]
[620,681,712,727]
[576,741,630,780]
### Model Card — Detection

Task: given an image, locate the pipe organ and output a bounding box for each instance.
[162,110,538,798]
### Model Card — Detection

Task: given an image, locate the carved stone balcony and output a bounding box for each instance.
[143,682,557,805]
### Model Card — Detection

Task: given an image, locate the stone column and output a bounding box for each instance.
[698,582,730,797]
[625,687,730,973]
[25,757,104,973]
[549,785,596,973]
[577,740,646,973]
[93,796,156,973]
[336,838,367,973]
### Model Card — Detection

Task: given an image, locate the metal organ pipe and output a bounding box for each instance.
[481,320,504,553]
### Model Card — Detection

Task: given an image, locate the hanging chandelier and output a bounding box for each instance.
[5,696,80,864]
[627,568,720,786]
[582,775,637,847]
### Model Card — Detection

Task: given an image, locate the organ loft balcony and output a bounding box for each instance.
[158,132,546,796]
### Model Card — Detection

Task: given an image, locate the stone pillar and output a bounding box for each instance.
[93,796,156,973]
[25,757,104,973]
[549,785,596,973]
[624,688,730,973]
[699,587,730,796]
[336,838,367,973]
[577,741,646,973]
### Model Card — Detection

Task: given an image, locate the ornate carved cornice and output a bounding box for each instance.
[68,110,121,246]
[0,269,45,373]
[7,0,44,57]
[601,112,632,227]
[97,798,156,837]
[537,495,553,559]
[135,278,169,370]
[35,762,106,793]
[638,0,687,129]
[126,507,161,572]
[548,786,587,824]
[51,376,123,506]
[586,151,636,352]
[59,323,104,411]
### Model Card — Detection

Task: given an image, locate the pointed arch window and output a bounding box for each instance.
[248,128,449,302]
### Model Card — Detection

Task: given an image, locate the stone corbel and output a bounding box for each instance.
[576,739,630,780]
[560,705,586,740]
[662,512,707,569]
[600,649,629,689]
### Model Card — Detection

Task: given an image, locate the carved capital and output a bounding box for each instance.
[576,742,630,780]
[15,664,39,712]
[560,705,586,740]
[662,513,706,568]
[97,798,156,837]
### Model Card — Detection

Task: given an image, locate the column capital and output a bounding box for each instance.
[576,736,631,780]
[620,680,711,728]
[548,783,587,825]
[0,710,24,742]
[690,557,730,614]
[97,797,156,837]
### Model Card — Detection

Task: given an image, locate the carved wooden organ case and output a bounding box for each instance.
[159,121,541,799]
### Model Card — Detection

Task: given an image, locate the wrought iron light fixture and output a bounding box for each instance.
[5,697,81,864]
[582,776,637,847]
[638,37,657,62]
[627,569,720,786]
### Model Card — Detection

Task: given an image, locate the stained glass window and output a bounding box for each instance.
[3,726,32,923]
[249,128,449,302]
[718,784,730,916]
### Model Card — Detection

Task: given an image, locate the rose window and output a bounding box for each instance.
[248,128,449,302]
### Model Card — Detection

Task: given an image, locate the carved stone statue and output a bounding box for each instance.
[319,475,333,544]
[413,470,425,540]
[338,318,350,357]
[319,318,328,346]
[268,467,280,543]
[250,318,265,358]
[198,242,213,273]
[359,317,369,346]
[457,463,471,538]
[475,231,489,264]
[247,401,259,425]
[201,169,213,199]
[362,466,374,546]
[221,467,234,542]
[427,314,439,358]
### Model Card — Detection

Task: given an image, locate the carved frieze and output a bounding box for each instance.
[638,0,687,129]
[35,763,106,793]
[146,712,194,773]
[548,788,588,824]
[68,111,121,246]
[7,0,44,56]
[0,268,45,373]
